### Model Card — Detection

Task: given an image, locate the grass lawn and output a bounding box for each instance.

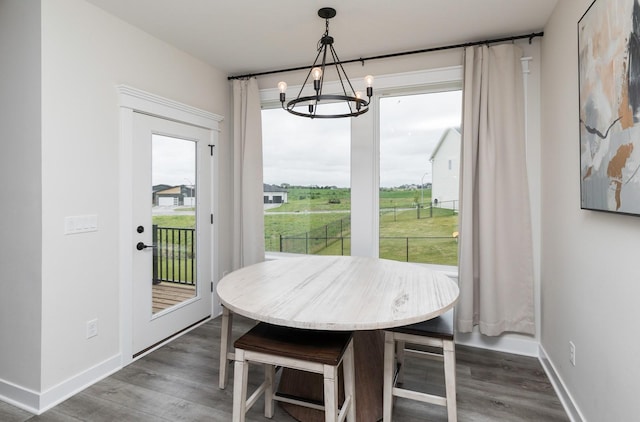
[266,187,459,265]
[152,214,195,228]
[152,186,459,266]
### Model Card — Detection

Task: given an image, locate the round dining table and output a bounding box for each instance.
[217,255,459,422]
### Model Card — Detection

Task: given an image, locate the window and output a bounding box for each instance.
[379,90,462,265]
[261,68,463,267]
[262,103,351,256]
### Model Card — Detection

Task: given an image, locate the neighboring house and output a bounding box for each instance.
[153,184,195,206]
[263,183,288,204]
[429,128,460,210]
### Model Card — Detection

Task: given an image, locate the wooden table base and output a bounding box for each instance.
[278,330,384,422]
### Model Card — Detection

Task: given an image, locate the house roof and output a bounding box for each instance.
[263,183,288,193]
[152,184,173,193]
[429,127,461,161]
[156,186,182,195]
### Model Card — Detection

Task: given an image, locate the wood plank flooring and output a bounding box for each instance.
[2,315,569,421]
[153,282,196,313]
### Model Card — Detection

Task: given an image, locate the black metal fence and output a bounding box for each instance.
[153,225,196,286]
[379,200,458,222]
[265,204,458,264]
[378,236,458,264]
[277,217,351,255]
[269,234,457,263]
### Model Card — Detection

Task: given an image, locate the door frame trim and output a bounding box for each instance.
[117,85,223,366]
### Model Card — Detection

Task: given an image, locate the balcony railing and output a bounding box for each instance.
[153,225,196,286]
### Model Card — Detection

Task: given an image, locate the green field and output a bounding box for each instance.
[152,186,459,268]
[265,186,459,266]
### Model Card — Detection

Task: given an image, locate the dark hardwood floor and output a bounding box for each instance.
[2,315,569,421]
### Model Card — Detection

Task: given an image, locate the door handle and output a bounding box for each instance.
[136,242,157,251]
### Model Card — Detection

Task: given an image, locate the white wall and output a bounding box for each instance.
[541,0,640,419]
[0,0,43,393]
[3,0,231,407]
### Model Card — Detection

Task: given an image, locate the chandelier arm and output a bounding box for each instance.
[318,43,330,97]
[328,44,356,113]
[294,47,325,101]
[334,50,359,97]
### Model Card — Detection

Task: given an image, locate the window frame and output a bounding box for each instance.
[260,67,463,275]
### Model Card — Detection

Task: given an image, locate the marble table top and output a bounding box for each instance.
[217,256,459,331]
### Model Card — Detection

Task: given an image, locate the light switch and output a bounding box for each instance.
[64,215,98,234]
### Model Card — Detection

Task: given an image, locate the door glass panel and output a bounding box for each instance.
[151,134,197,314]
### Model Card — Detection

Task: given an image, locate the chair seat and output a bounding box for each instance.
[390,309,454,340]
[233,323,356,422]
[234,323,353,366]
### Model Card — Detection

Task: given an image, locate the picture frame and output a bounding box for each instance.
[578,0,640,215]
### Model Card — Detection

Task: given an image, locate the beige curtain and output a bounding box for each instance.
[232,78,265,269]
[457,44,535,336]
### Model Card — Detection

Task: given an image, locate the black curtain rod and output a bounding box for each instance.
[227,31,543,81]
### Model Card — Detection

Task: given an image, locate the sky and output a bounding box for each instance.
[150,89,462,189]
[152,135,196,187]
[262,90,462,188]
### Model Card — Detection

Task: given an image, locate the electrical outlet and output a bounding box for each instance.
[86,319,98,339]
[569,341,576,366]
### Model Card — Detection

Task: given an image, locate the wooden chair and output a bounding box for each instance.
[232,322,356,422]
[383,310,456,421]
[218,305,234,389]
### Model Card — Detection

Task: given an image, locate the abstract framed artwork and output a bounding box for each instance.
[579,0,640,215]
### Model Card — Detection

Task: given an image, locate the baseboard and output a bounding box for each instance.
[455,329,539,357]
[0,353,121,415]
[0,378,41,414]
[538,345,585,422]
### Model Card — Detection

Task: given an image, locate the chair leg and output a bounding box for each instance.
[264,364,276,418]
[342,341,356,422]
[323,365,339,422]
[443,340,457,422]
[383,331,395,422]
[232,349,249,422]
[396,339,406,383]
[219,307,234,389]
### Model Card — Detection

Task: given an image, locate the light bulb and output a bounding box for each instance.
[364,75,374,87]
[355,91,362,99]
[277,81,287,104]
[364,75,374,98]
[312,67,323,81]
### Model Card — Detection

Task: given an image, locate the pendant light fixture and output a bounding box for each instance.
[278,7,373,119]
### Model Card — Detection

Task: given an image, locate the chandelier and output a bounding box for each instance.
[278,7,373,119]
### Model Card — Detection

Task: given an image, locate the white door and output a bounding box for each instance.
[132,112,212,355]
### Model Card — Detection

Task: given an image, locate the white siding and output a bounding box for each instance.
[431,129,460,209]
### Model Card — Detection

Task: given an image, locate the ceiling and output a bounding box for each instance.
[85,0,558,77]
